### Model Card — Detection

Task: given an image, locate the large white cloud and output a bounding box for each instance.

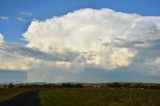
[1,8,160,82]
[22,8,160,82]
[23,9,137,52]
[23,8,146,69]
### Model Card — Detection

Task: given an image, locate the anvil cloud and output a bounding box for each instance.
[1,8,160,82]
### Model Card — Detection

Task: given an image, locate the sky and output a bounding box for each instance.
[0,0,160,83]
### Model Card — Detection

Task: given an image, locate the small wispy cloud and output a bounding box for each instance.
[0,16,9,21]
[20,11,32,16]
[16,17,25,22]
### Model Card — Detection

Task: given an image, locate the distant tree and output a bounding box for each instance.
[8,83,14,88]
[60,83,83,88]
[123,83,131,88]
[3,85,7,88]
[61,83,71,88]
[75,84,83,88]
[109,82,121,88]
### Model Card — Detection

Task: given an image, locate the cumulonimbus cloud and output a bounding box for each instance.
[23,8,160,70]
[1,8,160,82]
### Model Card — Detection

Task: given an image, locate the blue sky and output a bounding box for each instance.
[1,0,160,43]
[0,0,160,83]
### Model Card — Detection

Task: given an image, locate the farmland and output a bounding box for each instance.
[0,83,160,106]
[38,88,160,106]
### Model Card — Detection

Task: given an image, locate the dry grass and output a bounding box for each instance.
[38,88,160,106]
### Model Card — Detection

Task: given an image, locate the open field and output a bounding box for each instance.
[0,88,27,102]
[38,88,160,106]
[0,90,39,106]
[0,83,160,106]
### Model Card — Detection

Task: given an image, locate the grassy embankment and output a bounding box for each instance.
[0,88,28,102]
[38,88,160,106]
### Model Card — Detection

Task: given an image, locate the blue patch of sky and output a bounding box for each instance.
[0,71,27,83]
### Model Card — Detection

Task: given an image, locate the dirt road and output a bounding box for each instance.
[0,91,39,106]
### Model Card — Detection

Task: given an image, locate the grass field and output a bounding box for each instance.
[1,85,160,106]
[38,88,160,106]
[0,88,27,102]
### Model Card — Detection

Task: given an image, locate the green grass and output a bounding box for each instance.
[38,88,160,106]
[0,88,27,102]
[1,87,160,106]
[39,90,109,106]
